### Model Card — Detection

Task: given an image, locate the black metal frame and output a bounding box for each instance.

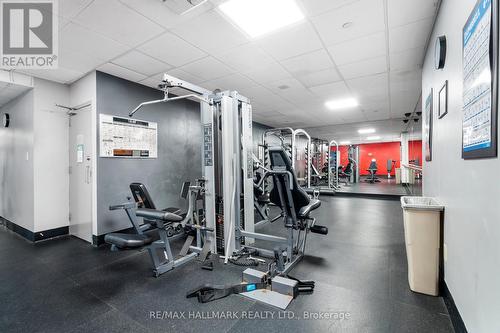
[438,80,448,119]
[462,0,498,159]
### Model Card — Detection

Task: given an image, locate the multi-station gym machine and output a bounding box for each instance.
[107,74,328,308]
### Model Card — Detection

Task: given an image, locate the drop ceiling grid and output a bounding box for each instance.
[14,0,438,134]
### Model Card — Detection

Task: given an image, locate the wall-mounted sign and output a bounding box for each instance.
[99,114,158,158]
[462,0,498,159]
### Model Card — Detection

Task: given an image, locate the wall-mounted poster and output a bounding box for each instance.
[462,0,498,159]
[99,114,158,158]
[424,90,433,162]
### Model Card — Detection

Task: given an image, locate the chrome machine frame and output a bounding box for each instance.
[129,74,256,259]
[261,127,312,189]
[328,139,340,190]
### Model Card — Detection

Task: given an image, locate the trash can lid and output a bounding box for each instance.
[401,196,444,211]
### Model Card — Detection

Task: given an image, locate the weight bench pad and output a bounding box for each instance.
[136,208,183,222]
[105,233,153,249]
[298,199,321,218]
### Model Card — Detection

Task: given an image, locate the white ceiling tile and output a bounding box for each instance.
[59,47,105,74]
[74,0,164,47]
[263,77,304,94]
[338,56,387,80]
[201,73,258,93]
[391,91,420,116]
[243,61,292,83]
[390,69,422,92]
[171,11,248,54]
[216,43,275,72]
[58,0,93,19]
[347,73,389,100]
[296,68,342,88]
[138,32,207,67]
[312,0,385,46]
[281,88,318,105]
[112,50,172,76]
[119,0,213,29]
[389,17,435,53]
[98,63,147,82]
[243,85,287,105]
[256,22,323,60]
[390,47,425,72]
[388,0,439,28]
[21,68,85,84]
[365,109,391,121]
[298,0,359,17]
[327,32,387,66]
[61,23,129,60]
[138,76,161,90]
[178,57,234,81]
[165,68,207,85]
[309,81,351,99]
[280,49,334,76]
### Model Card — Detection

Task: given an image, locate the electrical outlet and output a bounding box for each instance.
[443,243,448,262]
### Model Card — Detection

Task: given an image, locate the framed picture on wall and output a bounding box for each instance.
[438,80,448,119]
[424,89,433,162]
[462,0,498,159]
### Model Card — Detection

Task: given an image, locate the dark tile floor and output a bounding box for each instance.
[0,197,453,333]
[336,177,423,196]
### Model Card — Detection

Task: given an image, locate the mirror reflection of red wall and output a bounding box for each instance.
[332,141,423,176]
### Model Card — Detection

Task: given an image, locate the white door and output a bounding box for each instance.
[69,105,93,242]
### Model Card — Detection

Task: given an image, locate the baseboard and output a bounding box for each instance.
[334,192,402,201]
[1,216,69,242]
[92,234,106,246]
[442,281,468,333]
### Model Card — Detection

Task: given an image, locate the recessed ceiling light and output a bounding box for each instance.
[219,0,305,38]
[358,128,376,134]
[325,98,359,110]
[340,141,351,145]
[367,136,381,140]
[342,22,353,29]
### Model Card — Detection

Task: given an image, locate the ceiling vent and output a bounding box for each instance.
[162,0,209,15]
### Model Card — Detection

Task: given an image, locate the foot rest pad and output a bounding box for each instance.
[310,225,328,235]
[104,233,153,249]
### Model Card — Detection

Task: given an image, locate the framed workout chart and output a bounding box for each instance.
[462,0,498,159]
[99,114,158,158]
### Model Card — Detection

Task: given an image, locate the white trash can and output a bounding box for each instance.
[401,196,444,296]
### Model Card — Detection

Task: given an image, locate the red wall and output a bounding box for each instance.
[409,140,423,166]
[331,140,423,176]
[358,142,401,176]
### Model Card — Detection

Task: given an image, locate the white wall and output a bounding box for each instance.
[33,78,70,232]
[69,72,97,236]
[422,0,500,331]
[0,90,35,231]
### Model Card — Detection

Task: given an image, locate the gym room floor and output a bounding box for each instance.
[0,196,453,333]
[336,178,423,197]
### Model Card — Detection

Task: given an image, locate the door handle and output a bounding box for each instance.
[85,166,90,184]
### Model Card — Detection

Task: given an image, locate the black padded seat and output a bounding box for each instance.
[298,199,321,218]
[136,208,183,222]
[268,147,316,216]
[105,233,153,249]
[164,207,182,215]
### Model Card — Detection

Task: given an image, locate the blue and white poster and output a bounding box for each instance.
[462,0,494,154]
